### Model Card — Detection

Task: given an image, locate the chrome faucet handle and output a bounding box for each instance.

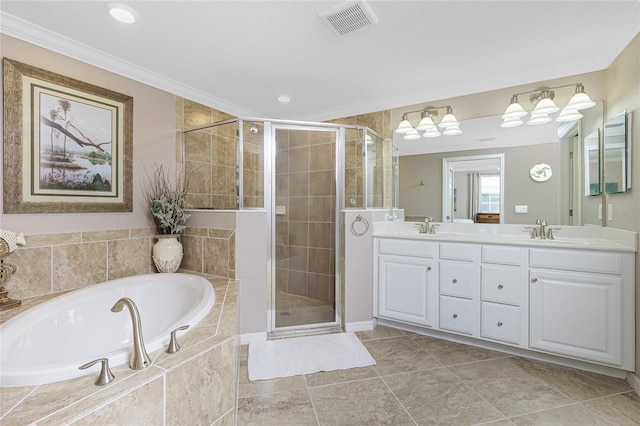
[546,227,561,240]
[166,325,190,354]
[79,358,115,386]
[429,224,440,234]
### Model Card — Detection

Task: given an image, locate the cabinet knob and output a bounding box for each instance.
[531,277,538,283]
[452,313,458,319]
[427,266,432,271]
[497,321,503,327]
[452,278,458,284]
[497,284,504,290]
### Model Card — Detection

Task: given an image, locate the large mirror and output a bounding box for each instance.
[603,111,630,194]
[395,102,604,226]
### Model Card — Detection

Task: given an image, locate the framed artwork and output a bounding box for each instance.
[3,58,133,213]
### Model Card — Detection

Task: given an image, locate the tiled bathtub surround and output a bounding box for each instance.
[181,226,236,279]
[0,276,239,425]
[1,226,236,306]
[1,227,157,303]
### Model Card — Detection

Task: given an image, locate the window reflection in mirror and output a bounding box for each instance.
[583,129,601,196]
[603,112,630,194]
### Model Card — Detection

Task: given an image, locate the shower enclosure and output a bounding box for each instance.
[182,118,389,335]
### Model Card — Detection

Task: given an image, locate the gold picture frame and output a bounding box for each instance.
[3,58,133,213]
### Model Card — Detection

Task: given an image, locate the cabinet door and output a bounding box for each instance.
[529,269,623,366]
[377,255,437,326]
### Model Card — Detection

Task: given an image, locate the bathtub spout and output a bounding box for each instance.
[111,297,151,370]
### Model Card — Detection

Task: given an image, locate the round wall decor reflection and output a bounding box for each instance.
[529,163,552,182]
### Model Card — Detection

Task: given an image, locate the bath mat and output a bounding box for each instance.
[248,332,375,381]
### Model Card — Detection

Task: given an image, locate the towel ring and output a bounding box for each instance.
[350,215,369,237]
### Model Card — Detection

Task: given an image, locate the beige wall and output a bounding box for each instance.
[604,34,640,377]
[0,35,175,235]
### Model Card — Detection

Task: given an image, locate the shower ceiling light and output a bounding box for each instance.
[500,83,595,128]
[106,2,138,23]
[395,105,461,139]
[277,95,291,103]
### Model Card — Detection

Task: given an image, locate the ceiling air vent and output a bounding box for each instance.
[319,1,379,37]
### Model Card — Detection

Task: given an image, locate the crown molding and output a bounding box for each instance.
[0,11,258,119]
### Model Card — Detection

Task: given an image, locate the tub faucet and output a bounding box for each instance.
[111,297,151,370]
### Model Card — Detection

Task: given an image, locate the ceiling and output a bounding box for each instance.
[1,1,639,121]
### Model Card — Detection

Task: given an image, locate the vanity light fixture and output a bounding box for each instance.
[500,83,596,128]
[106,2,138,23]
[395,105,461,140]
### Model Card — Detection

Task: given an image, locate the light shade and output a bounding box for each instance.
[566,84,596,110]
[439,112,459,128]
[555,107,583,122]
[416,116,437,131]
[423,128,441,138]
[107,3,137,23]
[442,125,462,136]
[527,112,552,125]
[533,97,559,114]
[403,128,421,140]
[502,101,527,119]
[501,117,524,128]
[396,119,413,133]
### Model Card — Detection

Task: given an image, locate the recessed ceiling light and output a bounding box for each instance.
[106,2,138,24]
[278,95,291,103]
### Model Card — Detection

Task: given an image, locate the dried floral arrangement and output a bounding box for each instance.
[143,165,190,235]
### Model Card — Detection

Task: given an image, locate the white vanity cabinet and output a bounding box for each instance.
[529,248,635,370]
[480,245,528,345]
[439,243,480,336]
[373,233,636,373]
[374,239,438,327]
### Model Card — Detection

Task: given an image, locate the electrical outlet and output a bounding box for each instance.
[598,204,602,219]
[514,205,528,214]
[607,204,613,221]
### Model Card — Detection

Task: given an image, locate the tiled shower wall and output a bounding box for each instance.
[177,97,238,209]
[328,110,393,209]
[275,128,336,302]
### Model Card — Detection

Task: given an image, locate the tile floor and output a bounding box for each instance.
[237,326,640,425]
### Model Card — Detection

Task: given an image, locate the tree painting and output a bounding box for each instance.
[38,93,113,192]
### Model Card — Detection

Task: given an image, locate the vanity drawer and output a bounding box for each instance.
[440,296,475,335]
[530,249,622,275]
[481,265,521,306]
[482,245,523,266]
[481,302,521,345]
[377,238,437,258]
[440,261,475,299]
[439,243,478,261]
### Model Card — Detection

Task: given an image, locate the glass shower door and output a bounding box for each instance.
[271,125,339,331]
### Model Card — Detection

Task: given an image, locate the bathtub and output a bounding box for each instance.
[0,273,215,387]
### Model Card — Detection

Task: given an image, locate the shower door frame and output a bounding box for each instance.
[267,122,345,336]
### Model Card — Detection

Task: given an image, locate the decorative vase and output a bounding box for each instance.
[152,235,183,273]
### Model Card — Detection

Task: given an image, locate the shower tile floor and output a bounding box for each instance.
[237,325,640,425]
[275,291,335,328]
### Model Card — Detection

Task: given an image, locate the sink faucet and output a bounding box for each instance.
[536,219,547,239]
[420,216,433,233]
[111,297,151,370]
